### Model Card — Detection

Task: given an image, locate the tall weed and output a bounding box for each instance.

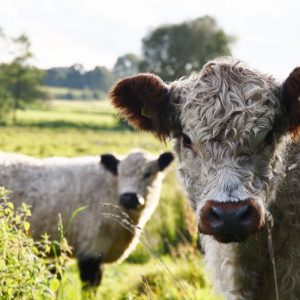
[0,187,71,299]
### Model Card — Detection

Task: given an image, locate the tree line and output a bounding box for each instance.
[43,16,234,91]
[0,16,234,122]
[43,53,141,94]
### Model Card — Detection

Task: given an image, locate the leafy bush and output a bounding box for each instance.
[0,187,71,299]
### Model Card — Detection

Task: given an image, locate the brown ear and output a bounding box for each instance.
[109,73,172,140]
[282,67,300,138]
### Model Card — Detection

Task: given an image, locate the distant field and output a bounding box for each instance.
[0,100,221,300]
[42,86,106,101]
[1,100,164,156]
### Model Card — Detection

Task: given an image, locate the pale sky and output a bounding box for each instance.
[0,0,299,80]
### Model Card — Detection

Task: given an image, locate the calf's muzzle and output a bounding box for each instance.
[198,199,265,243]
[120,193,141,210]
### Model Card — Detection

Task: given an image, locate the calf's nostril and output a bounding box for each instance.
[209,207,224,228]
[120,193,140,209]
[121,193,135,201]
[239,205,253,225]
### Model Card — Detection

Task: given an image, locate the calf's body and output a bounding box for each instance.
[0,150,173,286]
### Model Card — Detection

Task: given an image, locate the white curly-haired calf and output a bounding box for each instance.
[0,150,173,286]
[110,57,300,300]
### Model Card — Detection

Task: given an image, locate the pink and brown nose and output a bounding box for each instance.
[198,199,265,243]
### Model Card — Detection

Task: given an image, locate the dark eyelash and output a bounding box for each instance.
[264,130,275,145]
[182,133,193,148]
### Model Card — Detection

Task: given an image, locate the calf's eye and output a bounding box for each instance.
[264,130,275,145]
[182,133,193,149]
[143,171,152,179]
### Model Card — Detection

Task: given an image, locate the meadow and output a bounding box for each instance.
[0,98,222,300]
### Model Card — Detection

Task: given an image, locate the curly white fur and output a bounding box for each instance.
[111,57,300,299]
[170,58,300,300]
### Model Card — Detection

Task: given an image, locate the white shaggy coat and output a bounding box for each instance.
[0,150,167,263]
[110,57,300,300]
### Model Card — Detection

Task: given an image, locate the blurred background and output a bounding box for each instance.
[0,0,298,299]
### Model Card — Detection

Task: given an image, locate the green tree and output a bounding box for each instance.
[85,66,115,92]
[140,16,234,81]
[65,63,85,89]
[0,72,13,123]
[0,28,13,122]
[44,65,115,94]
[0,32,45,122]
[113,53,142,79]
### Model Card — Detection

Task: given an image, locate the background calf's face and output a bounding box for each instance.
[110,58,300,242]
[117,151,173,211]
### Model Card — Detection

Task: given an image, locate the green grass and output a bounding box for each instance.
[0,100,164,157]
[58,254,222,300]
[0,100,222,299]
[42,86,106,101]
[0,127,165,157]
[15,100,118,130]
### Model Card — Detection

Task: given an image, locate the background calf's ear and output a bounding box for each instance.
[157,152,174,171]
[282,67,300,138]
[109,73,172,140]
[100,154,119,175]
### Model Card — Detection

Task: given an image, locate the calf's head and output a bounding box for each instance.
[110,57,300,243]
[101,150,174,212]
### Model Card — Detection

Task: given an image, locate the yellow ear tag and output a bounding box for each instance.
[141,107,150,118]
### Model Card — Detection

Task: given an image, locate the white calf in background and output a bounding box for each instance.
[0,150,174,286]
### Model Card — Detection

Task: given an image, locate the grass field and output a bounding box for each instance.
[0,100,222,300]
[41,86,106,101]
